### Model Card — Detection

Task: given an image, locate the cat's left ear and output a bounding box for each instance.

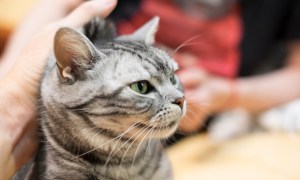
[117,16,159,45]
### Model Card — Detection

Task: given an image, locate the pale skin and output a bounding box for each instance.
[178,42,300,132]
[0,0,83,78]
[0,0,117,179]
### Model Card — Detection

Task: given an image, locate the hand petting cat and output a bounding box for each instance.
[0,0,117,179]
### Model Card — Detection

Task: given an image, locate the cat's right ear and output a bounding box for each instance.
[54,27,100,84]
[117,16,159,45]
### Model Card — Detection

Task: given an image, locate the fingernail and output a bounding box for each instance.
[103,0,117,7]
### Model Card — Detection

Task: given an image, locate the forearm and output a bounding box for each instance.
[234,66,300,113]
[233,42,300,112]
[0,79,35,145]
[0,79,37,179]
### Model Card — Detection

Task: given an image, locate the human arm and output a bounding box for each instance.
[0,0,117,179]
[0,0,85,78]
[178,42,300,132]
[233,42,300,112]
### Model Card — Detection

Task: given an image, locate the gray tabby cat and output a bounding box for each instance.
[14,17,186,179]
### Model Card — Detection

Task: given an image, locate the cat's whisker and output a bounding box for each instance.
[107,128,140,166]
[184,98,211,105]
[174,130,188,136]
[109,120,151,161]
[130,122,157,172]
[103,122,145,167]
[82,124,108,141]
[145,131,155,159]
[118,123,150,164]
[161,126,172,147]
[120,126,149,169]
[174,42,207,55]
[103,136,124,167]
[185,109,201,120]
[177,113,208,134]
[173,35,203,54]
[141,121,159,160]
[185,105,212,115]
[185,98,211,104]
[76,122,139,158]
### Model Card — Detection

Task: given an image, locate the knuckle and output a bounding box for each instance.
[79,2,97,14]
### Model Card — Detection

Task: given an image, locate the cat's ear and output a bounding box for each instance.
[54,27,100,84]
[117,16,159,45]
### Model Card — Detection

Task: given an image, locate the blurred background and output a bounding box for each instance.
[0,0,37,52]
[1,0,300,179]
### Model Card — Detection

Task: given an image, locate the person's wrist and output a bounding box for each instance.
[0,78,37,180]
[0,77,35,121]
[225,79,239,109]
[212,78,239,113]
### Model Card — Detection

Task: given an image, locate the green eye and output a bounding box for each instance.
[170,75,177,85]
[130,81,149,94]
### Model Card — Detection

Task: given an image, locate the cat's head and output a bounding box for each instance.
[42,17,186,140]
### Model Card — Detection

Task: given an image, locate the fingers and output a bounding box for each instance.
[57,0,117,28]
[179,101,206,133]
[175,52,198,68]
[178,68,208,89]
[10,0,118,91]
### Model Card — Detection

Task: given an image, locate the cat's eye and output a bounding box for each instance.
[130,81,150,94]
[170,75,177,85]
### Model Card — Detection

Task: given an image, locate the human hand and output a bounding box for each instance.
[174,52,199,69]
[0,0,117,179]
[178,68,233,132]
[0,0,86,78]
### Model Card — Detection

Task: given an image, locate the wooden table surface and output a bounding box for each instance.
[167,132,300,180]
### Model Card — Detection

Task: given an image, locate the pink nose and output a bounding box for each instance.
[173,96,184,109]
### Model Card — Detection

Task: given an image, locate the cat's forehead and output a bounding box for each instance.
[100,41,176,73]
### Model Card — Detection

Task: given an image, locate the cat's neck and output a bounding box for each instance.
[46,135,161,164]
[44,138,163,179]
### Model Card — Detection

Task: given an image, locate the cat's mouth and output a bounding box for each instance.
[136,120,178,131]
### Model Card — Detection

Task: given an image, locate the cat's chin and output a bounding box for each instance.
[133,120,180,139]
[152,125,179,139]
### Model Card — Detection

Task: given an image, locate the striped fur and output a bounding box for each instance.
[14,17,186,179]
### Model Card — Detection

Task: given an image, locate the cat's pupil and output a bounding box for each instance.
[170,75,177,85]
[138,82,145,91]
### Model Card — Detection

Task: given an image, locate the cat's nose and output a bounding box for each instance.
[172,96,184,109]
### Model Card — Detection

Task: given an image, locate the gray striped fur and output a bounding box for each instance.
[13,17,186,180]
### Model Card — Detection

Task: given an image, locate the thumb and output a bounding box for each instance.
[58,0,117,28]
[8,0,118,101]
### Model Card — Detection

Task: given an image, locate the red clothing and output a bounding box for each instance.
[117,0,242,78]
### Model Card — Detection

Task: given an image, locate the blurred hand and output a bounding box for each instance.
[178,68,233,133]
[0,0,117,179]
[174,52,199,69]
